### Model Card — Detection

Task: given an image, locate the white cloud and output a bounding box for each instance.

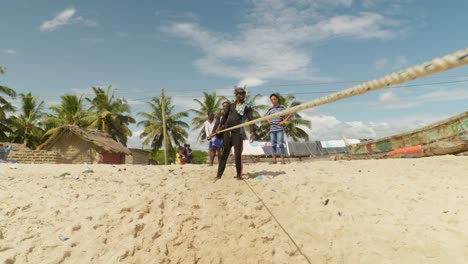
[74,16,98,27]
[377,87,468,109]
[40,8,97,32]
[70,87,94,96]
[40,8,76,31]
[254,95,271,109]
[315,12,399,39]
[375,58,388,71]
[327,0,353,6]
[238,78,265,88]
[420,88,468,102]
[46,100,61,107]
[125,99,145,106]
[374,55,408,71]
[126,130,145,148]
[127,109,445,148]
[172,96,200,111]
[300,110,444,140]
[393,55,408,70]
[380,101,418,109]
[377,89,420,109]
[1,49,16,55]
[161,0,404,83]
[378,90,398,103]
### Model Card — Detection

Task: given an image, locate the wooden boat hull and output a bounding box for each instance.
[347,111,468,157]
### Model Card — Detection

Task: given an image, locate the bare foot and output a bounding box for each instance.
[213,176,221,182]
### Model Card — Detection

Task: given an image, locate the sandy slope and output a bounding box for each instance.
[1,156,467,263]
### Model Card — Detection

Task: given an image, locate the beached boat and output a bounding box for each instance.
[346,111,468,158]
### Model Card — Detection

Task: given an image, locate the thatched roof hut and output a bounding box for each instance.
[38,125,130,164]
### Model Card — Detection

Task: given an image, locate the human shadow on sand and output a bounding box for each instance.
[244,170,286,179]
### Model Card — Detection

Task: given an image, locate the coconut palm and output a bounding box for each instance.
[0,67,17,140]
[8,93,45,148]
[244,92,270,118]
[138,96,189,153]
[190,91,227,141]
[42,94,88,136]
[84,85,135,146]
[224,88,269,138]
[257,94,311,141]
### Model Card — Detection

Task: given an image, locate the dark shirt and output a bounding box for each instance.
[184,148,193,163]
[219,102,255,134]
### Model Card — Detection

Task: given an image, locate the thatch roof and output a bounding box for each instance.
[128,148,151,154]
[38,125,131,154]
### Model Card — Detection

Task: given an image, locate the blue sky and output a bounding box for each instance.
[1,0,467,148]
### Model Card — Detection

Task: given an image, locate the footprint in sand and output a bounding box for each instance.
[120,207,132,213]
[72,224,81,232]
[152,231,162,240]
[261,235,275,243]
[133,223,145,238]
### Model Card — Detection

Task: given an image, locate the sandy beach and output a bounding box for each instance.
[1,155,468,263]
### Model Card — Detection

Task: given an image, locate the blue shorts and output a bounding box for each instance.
[209,138,223,149]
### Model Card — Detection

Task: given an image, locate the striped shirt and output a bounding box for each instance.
[266,105,286,132]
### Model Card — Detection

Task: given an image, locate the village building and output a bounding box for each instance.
[38,125,130,164]
[126,148,151,165]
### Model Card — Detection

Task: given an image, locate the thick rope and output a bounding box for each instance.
[242,179,312,264]
[217,48,468,134]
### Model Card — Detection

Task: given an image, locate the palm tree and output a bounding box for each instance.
[257,94,311,141]
[224,88,270,137]
[8,93,45,148]
[243,92,270,119]
[42,94,88,136]
[84,85,135,146]
[190,91,227,141]
[138,96,189,153]
[0,67,17,140]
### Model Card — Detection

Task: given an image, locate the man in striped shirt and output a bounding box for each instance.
[265,93,292,164]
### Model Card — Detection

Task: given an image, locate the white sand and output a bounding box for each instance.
[1,156,468,263]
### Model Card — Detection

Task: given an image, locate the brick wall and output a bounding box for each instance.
[8,150,60,164]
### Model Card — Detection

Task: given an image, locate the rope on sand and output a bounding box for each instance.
[217,48,468,134]
[242,179,313,264]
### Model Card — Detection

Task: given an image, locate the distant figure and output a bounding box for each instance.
[184,144,193,164]
[208,101,230,165]
[214,87,255,181]
[0,144,12,160]
[265,93,292,164]
[205,112,220,166]
[176,146,186,165]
